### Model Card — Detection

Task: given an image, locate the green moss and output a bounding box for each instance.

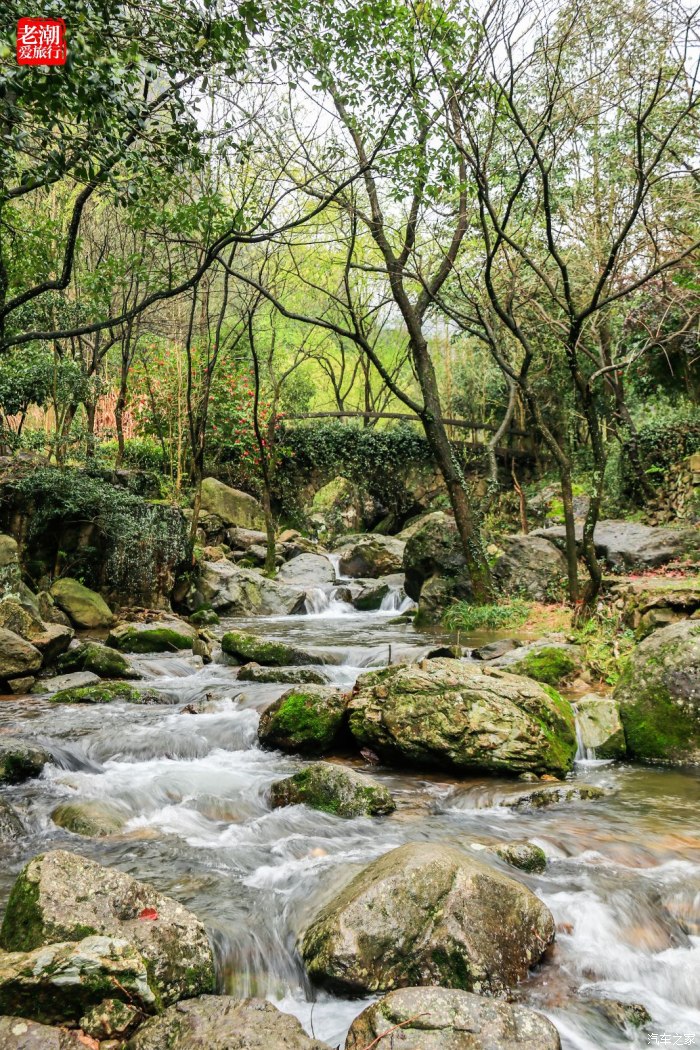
[513,647,577,686]
[189,608,220,627]
[50,682,158,705]
[0,868,44,951]
[619,677,698,762]
[221,631,318,666]
[270,763,395,817]
[272,693,335,745]
[109,627,192,653]
[57,643,133,679]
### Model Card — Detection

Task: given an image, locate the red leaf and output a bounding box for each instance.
[138,907,158,921]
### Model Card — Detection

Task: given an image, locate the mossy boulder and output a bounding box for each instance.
[108,619,196,654]
[0,850,215,1006]
[221,630,321,666]
[50,681,160,704]
[238,663,328,685]
[258,687,348,754]
[348,659,577,777]
[345,987,561,1050]
[57,642,137,679]
[127,995,329,1050]
[49,578,114,629]
[0,739,51,784]
[189,607,220,627]
[0,628,42,681]
[614,618,700,765]
[300,842,555,996]
[270,762,395,818]
[498,783,607,810]
[490,840,547,874]
[51,800,128,837]
[199,477,266,528]
[0,936,159,1028]
[511,645,578,686]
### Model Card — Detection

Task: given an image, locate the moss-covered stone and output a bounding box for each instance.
[50,682,160,705]
[258,687,347,754]
[51,800,127,837]
[512,646,578,686]
[614,618,700,765]
[50,578,114,629]
[108,620,195,654]
[189,607,220,627]
[221,630,321,666]
[348,659,577,777]
[499,783,607,809]
[0,739,51,784]
[491,841,547,873]
[238,663,327,685]
[57,643,137,680]
[270,763,395,817]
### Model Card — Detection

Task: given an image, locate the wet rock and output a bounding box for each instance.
[0,739,51,784]
[492,534,568,602]
[348,659,577,777]
[0,629,42,682]
[498,783,607,809]
[238,663,328,685]
[0,850,215,1005]
[345,986,561,1050]
[335,535,405,578]
[352,574,405,611]
[0,1016,86,1048]
[57,642,137,679]
[199,477,265,529]
[277,553,335,586]
[49,578,114,629]
[472,638,522,661]
[301,842,555,996]
[127,995,330,1050]
[486,840,547,873]
[107,618,196,654]
[31,671,101,694]
[0,936,158,1026]
[532,520,699,571]
[31,623,74,665]
[0,799,25,842]
[50,681,161,705]
[51,800,128,837]
[270,762,396,818]
[221,630,321,666]
[510,645,579,686]
[81,997,142,1039]
[259,687,347,754]
[588,998,651,1030]
[188,607,220,627]
[195,560,305,616]
[575,695,626,759]
[615,618,700,765]
[6,677,35,694]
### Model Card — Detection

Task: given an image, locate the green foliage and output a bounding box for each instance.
[572,610,636,686]
[5,468,187,602]
[513,647,577,686]
[443,599,531,632]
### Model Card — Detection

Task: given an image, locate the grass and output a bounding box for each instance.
[443,598,531,632]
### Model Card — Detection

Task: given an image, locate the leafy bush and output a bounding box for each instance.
[96,437,169,473]
[619,406,700,499]
[443,598,531,632]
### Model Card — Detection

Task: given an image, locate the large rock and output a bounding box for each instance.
[345,987,561,1050]
[402,513,473,622]
[532,520,699,571]
[0,601,45,642]
[51,800,128,837]
[0,850,215,1005]
[510,645,580,686]
[277,553,335,586]
[221,630,321,666]
[238,664,328,685]
[270,762,396,817]
[348,659,576,776]
[108,618,196,654]
[301,842,555,996]
[127,995,329,1050]
[0,739,51,784]
[614,618,700,765]
[31,671,101,694]
[57,642,137,679]
[0,936,159,1027]
[574,694,626,759]
[0,1016,87,1048]
[492,535,567,601]
[199,478,265,529]
[258,687,347,754]
[336,535,405,578]
[195,560,305,616]
[49,578,114,629]
[0,629,42,682]
[50,681,160,705]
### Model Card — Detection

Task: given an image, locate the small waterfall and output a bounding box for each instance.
[326,553,350,581]
[303,586,354,617]
[378,585,415,614]
[573,703,596,762]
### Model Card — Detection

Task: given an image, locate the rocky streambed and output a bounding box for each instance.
[0,594,699,1048]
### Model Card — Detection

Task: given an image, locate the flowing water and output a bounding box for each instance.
[1,589,699,1048]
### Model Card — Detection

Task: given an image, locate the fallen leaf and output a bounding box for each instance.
[138,907,158,920]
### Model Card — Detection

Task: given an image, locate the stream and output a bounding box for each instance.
[1,588,699,1048]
